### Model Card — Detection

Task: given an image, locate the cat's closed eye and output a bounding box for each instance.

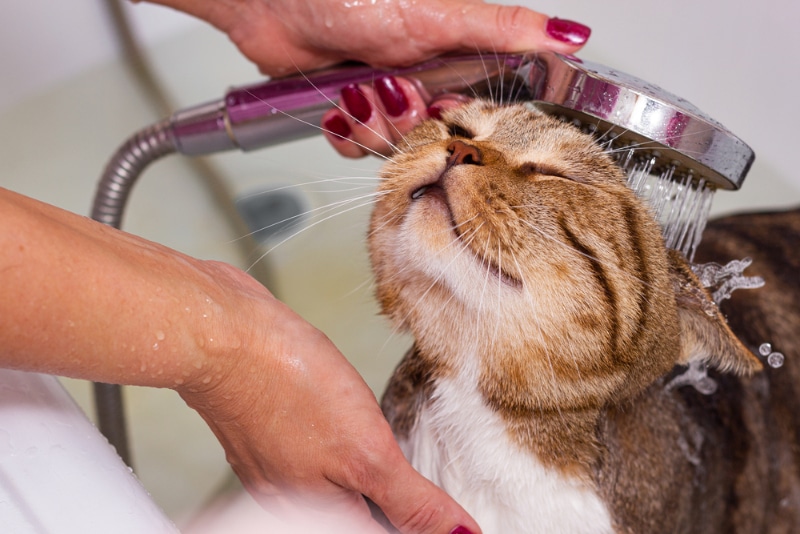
[518,163,584,184]
[447,123,474,140]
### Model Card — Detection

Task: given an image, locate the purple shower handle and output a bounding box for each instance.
[168,54,527,156]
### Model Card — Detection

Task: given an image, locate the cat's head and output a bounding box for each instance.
[368,99,760,412]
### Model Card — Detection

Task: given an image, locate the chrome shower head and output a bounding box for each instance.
[520,53,754,259]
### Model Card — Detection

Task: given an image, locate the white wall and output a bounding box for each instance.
[0,0,200,113]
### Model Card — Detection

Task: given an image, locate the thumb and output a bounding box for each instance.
[446,3,591,55]
[365,451,481,534]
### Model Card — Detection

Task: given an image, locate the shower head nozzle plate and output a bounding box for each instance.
[524,53,754,191]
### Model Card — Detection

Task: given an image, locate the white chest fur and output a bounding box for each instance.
[398,376,614,534]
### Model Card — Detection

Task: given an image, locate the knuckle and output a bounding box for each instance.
[394,500,445,533]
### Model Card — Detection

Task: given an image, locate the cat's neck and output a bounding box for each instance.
[412,340,607,477]
[485,397,604,477]
[405,361,615,533]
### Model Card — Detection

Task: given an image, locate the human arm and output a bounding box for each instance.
[0,187,478,533]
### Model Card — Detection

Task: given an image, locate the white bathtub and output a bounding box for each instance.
[0,369,177,533]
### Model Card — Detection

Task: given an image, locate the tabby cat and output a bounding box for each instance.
[367,99,800,533]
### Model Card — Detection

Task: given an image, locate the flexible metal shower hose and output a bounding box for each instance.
[92,119,176,228]
[95,0,275,469]
[90,119,176,467]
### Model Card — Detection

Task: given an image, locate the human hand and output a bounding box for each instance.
[302,0,591,157]
[321,80,468,158]
[0,187,477,533]
[146,0,590,77]
[176,261,480,534]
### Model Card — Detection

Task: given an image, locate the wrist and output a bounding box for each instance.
[169,260,278,401]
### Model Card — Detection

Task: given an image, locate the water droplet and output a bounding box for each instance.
[193,361,204,369]
[695,376,718,395]
[152,342,159,351]
[175,378,184,386]
[768,352,785,368]
[759,343,772,356]
[140,363,147,372]
[155,330,166,341]
[202,376,212,384]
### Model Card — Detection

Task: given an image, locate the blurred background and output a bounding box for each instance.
[2,0,798,526]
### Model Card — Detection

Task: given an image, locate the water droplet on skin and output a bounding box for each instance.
[140,363,147,372]
[152,343,159,351]
[155,330,166,341]
[759,343,772,356]
[193,361,204,369]
[768,352,785,368]
[175,378,184,386]
[202,376,212,384]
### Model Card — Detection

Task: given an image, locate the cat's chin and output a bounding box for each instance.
[411,182,522,290]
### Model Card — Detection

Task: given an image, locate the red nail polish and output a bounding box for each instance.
[324,114,351,139]
[341,84,372,124]
[375,76,409,117]
[546,17,591,45]
[450,527,475,534]
[427,105,443,120]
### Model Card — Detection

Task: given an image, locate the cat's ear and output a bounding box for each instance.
[668,251,762,376]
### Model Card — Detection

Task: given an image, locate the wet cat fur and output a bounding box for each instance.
[368,99,799,532]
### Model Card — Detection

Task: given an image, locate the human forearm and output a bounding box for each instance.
[0,186,244,388]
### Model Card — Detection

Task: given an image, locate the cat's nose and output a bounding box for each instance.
[446,140,482,167]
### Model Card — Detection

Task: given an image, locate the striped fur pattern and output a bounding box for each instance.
[366,100,789,533]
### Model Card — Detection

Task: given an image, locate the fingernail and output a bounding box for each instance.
[426,105,443,120]
[546,17,591,45]
[341,84,372,123]
[375,75,409,117]
[450,527,475,534]
[324,114,351,139]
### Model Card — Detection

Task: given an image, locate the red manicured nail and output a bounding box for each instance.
[546,17,591,45]
[375,75,409,117]
[450,527,475,534]
[341,84,372,124]
[324,114,351,139]
[427,105,443,120]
